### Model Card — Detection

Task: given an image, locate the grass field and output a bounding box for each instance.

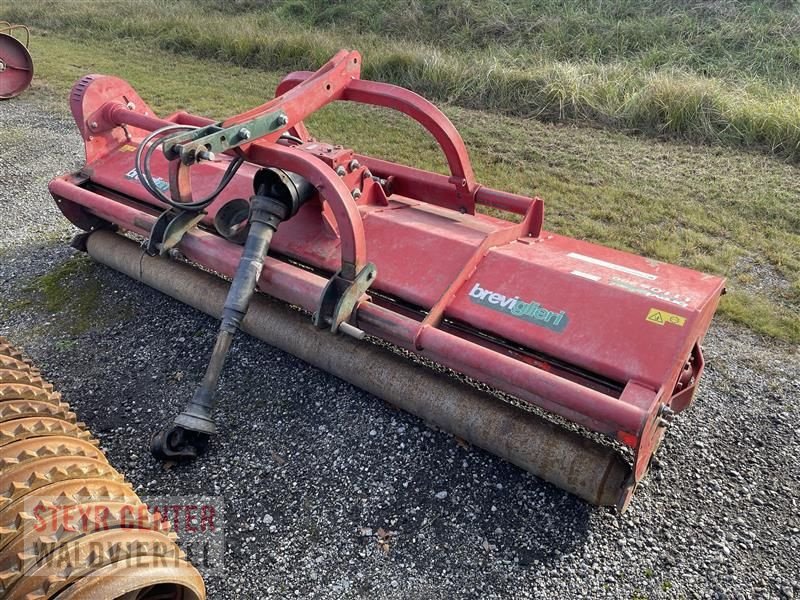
[1,2,798,342]
[5,0,800,159]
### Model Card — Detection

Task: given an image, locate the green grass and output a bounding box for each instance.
[2,24,798,343]
[4,0,800,159]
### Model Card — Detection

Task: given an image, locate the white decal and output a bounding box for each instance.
[567,252,657,281]
[570,270,601,282]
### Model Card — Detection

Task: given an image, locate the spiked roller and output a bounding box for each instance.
[0,400,77,424]
[0,339,206,599]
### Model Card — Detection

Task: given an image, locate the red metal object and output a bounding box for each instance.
[50,51,724,508]
[0,24,33,99]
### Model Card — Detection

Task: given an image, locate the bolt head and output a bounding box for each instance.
[277,114,289,126]
[351,188,362,199]
[238,128,251,140]
[126,101,136,110]
[336,166,347,177]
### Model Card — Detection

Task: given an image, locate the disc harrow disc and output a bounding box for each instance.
[0,456,121,510]
[0,33,33,99]
[0,435,106,472]
[0,342,32,365]
[5,528,184,600]
[0,355,38,375]
[48,555,205,600]
[0,453,110,493]
[0,478,138,550]
[0,502,171,595]
[0,370,53,391]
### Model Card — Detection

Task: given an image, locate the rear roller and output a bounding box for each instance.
[88,230,633,508]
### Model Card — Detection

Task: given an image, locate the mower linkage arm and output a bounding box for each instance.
[162,49,362,166]
[144,51,375,459]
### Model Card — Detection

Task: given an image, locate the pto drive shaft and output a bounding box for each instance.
[151,170,313,459]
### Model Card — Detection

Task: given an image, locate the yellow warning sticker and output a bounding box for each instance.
[119,144,137,152]
[646,308,686,327]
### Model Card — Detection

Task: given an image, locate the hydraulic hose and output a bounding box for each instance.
[134,124,245,211]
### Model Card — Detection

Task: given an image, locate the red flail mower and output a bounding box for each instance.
[50,51,724,511]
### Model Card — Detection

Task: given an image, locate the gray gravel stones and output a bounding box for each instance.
[1,95,799,599]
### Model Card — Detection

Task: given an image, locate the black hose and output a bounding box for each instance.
[134,126,304,211]
[134,124,244,212]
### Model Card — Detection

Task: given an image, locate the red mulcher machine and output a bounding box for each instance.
[49,51,725,511]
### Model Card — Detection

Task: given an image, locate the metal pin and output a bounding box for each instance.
[338,322,365,340]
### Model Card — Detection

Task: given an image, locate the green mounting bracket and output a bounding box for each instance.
[162,110,289,165]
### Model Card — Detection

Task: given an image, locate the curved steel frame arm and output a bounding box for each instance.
[160,50,367,280]
[225,50,361,129]
[276,72,477,197]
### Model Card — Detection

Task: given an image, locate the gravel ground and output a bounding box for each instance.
[1,95,799,600]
